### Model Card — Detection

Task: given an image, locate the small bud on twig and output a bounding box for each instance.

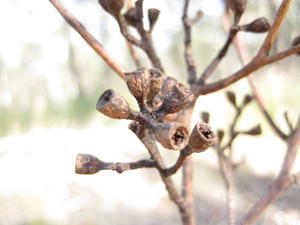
[217,129,225,144]
[96,89,134,120]
[226,91,237,107]
[201,111,210,123]
[98,0,124,18]
[156,82,193,116]
[188,122,217,153]
[228,0,247,25]
[242,94,253,106]
[242,124,262,136]
[124,7,140,27]
[291,36,300,56]
[153,122,188,150]
[148,8,160,31]
[75,154,102,174]
[239,17,270,33]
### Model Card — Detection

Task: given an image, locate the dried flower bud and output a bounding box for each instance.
[147,68,163,107]
[242,124,262,136]
[98,0,124,17]
[242,94,253,106]
[188,122,217,153]
[124,7,140,27]
[240,17,270,33]
[148,8,160,31]
[153,122,188,150]
[201,112,210,123]
[152,76,177,108]
[156,82,193,116]
[96,89,134,120]
[228,0,247,24]
[226,91,237,107]
[125,67,151,110]
[75,154,102,174]
[291,36,300,56]
[217,129,225,144]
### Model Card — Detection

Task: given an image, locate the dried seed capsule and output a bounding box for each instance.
[228,0,247,24]
[147,68,163,107]
[156,82,193,116]
[98,0,124,17]
[291,36,300,56]
[217,129,225,144]
[240,17,270,33]
[148,8,160,31]
[96,89,135,120]
[153,122,188,150]
[124,7,140,27]
[75,154,102,174]
[242,124,262,136]
[201,111,210,123]
[242,94,253,106]
[188,122,217,153]
[125,67,151,111]
[226,91,237,107]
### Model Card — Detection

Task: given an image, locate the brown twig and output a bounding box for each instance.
[193,0,299,96]
[198,26,238,84]
[130,125,195,225]
[75,153,156,174]
[49,0,126,79]
[126,41,141,68]
[239,127,300,225]
[182,0,202,85]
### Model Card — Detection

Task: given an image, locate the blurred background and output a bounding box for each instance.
[0,0,300,224]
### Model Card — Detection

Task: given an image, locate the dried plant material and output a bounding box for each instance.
[228,0,247,24]
[152,76,177,108]
[242,94,253,106]
[156,82,193,116]
[240,17,270,33]
[217,129,225,144]
[148,8,160,31]
[147,68,163,106]
[291,36,300,56]
[98,0,124,17]
[96,89,134,119]
[188,122,217,153]
[201,111,210,123]
[226,91,237,107]
[243,124,262,135]
[154,122,188,150]
[124,7,140,27]
[75,154,102,174]
[125,67,151,110]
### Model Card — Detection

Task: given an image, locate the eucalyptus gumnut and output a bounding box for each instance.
[188,122,217,153]
[96,89,134,120]
[124,7,140,27]
[291,36,300,56]
[153,122,188,150]
[75,154,103,174]
[155,82,193,117]
[240,17,270,33]
[148,8,160,31]
[147,68,163,107]
[98,0,124,17]
[228,0,247,24]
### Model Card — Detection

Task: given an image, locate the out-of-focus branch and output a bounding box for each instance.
[182,0,202,85]
[126,41,141,68]
[193,0,298,96]
[49,0,126,79]
[75,153,156,174]
[239,127,300,225]
[198,27,238,84]
[257,0,292,56]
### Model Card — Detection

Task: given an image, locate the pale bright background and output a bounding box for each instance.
[0,0,300,224]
